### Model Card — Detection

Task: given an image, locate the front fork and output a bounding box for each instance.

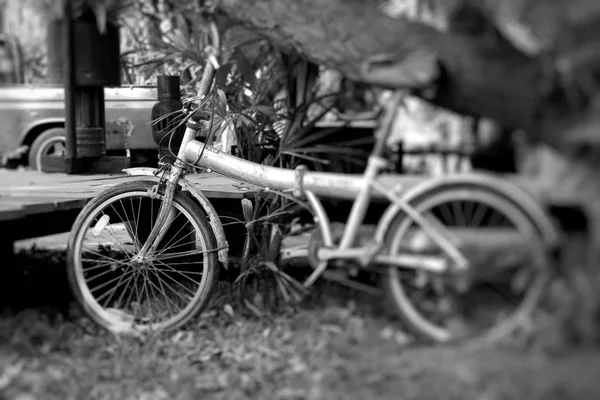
[133,168,181,260]
[134,119,201,260]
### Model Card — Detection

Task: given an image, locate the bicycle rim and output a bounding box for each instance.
[68,182,217,334]
[384,186,547,343]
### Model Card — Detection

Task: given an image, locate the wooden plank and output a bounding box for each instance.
[0,204,25,221]
[0,170,256,226]
[0,170,255,198]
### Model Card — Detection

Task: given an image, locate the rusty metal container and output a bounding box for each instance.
[76,127,106,157]
[46,16,121,87]
[151,76,185,153]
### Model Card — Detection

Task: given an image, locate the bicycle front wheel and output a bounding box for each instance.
[67,181,219,334]
[382,183,550,343]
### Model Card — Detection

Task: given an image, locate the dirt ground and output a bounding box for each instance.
[1,249,600,400]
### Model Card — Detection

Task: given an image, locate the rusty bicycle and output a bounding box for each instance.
[66,16,560,342]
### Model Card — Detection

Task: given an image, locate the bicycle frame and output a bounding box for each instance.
[181,117,468,282]
[139,17,468,286]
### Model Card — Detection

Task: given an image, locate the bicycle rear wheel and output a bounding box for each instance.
[67,181,219,335]
[382,183,550,343]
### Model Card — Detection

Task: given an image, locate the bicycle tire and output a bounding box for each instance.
[67,181,219,335]
[381,182,550,343]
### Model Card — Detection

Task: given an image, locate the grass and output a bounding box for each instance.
[1,250,600,400]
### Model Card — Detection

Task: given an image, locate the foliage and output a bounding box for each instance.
[0,0,56,83]
[119,0,211,86]
[2,250,600,400]
[126,2,381,304]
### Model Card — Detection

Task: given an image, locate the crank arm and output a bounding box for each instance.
[317,247,448,274]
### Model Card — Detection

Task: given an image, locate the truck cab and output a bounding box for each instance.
[0,33,159,170]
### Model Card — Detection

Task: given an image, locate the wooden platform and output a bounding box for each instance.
[0,170,256,221]
[0,169,579,261]
[0,170,257,248]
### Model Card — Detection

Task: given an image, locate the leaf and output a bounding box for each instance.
[215,63,234,88]
[223,304,235,318]
[217,89,228,108]
[239,114,254,127]
[243,298,264,318]
[394,331,412,346]
[253,105,276,116]
[233,49,256,86]
[174,13,191,44]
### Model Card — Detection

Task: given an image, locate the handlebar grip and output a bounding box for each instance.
[195,19,221,100]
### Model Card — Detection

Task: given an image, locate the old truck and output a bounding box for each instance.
[0,33,159,170]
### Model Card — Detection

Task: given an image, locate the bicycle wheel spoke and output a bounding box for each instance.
[89,211,135,256]
[438,202,454,224]
[150,261,199,295]
[153,225,196,257]
[488,209,505,226]
[81,258,126,272]
[114,268,138,309]
[123,270,140,311]
[469,202,488,227]
[82,250,130,266]
[128,198,141,251]
[96,267,133,306]
[151,197,155,235]
[153,248,209,261]
[89,268,136,295]
[143,268,179,318]
[154,243,206,259]
[108,203,136,246]
[158,261,205,269]
[451,200,466,226]
[147,269,197,305]
[464,200,475,223]
[153,211,189,252]
[149,268,190,314]
[85,265,121,284]
[133,268,148,321]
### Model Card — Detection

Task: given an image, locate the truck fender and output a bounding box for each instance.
[20,118,65,145]
[122,167,229,268]
[374,172,562,253]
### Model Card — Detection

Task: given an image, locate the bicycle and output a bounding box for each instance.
[66,16,560,342]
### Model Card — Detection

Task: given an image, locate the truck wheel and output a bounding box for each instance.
[28,128,66,171]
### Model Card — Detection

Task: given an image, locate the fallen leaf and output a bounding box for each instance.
[0,359,25,390]
[380,326,394,340]
[394,331,412,346]
[223,304,235,318]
